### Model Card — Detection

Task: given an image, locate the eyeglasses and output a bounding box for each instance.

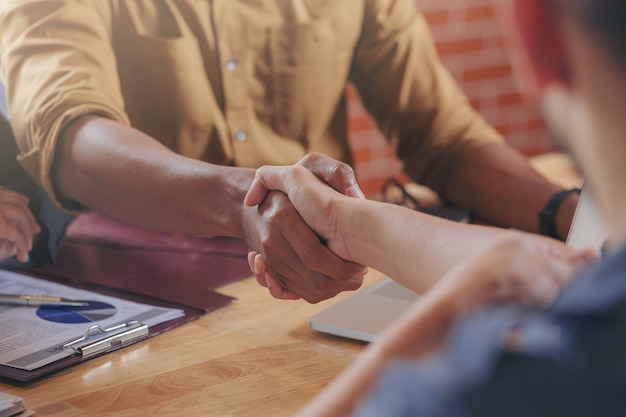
[380,177,424,211]
[381,177,473,223]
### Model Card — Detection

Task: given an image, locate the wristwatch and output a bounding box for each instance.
[538,188,581,239]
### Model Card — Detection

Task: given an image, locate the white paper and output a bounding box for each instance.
[0,269,184,371]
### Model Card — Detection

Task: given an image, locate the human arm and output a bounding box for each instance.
[246,162,577,293]
[443,142,578,240]
[351,0,576,239]
[246,163,595,415]
[0,1,366,303]
[0,188,40,262]
[294,237,594,417]
[56,117,366,302]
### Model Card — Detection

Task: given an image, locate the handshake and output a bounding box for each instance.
[242,153,595,315]
[243,153,368,303]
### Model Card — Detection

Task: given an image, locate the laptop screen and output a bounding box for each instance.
[565,186,608,253]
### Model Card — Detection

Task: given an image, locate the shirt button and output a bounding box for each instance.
[226,57,237,71]
[235,130,247,142]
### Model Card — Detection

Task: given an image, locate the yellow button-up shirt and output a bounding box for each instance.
[0,0,502,209]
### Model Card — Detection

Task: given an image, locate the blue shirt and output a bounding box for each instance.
[353,244,626,417]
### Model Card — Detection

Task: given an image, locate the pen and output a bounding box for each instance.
[0,294,89,308]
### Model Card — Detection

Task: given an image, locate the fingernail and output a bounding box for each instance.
[247,252,255,273]
[265,273,272,289]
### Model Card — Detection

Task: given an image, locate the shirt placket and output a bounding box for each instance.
[213,1,251,167]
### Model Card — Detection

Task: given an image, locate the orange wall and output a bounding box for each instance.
[348,0,555,194]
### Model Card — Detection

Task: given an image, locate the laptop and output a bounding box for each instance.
[309,187,608,342]
[565,187,609,251]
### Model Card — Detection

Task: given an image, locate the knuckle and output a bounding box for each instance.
[307,152,324,162]
[255,229,280,256]
[262,197,294,223]
[291,164,310,179]
[297,153,316,167]
[255,165,270,179]
[298,275,340,304]
[332,161,353,179]
[328,163,357,190]
[315,280,341,302]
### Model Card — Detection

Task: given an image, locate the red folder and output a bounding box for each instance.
[0,214,251,382]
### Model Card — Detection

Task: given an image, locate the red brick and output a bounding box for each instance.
[348,115,377,132]
[462,64,512,82]
[436,38,484,56]
[465,5,496,21]
[526,118,546,130]
[348,0,551,190]
[493,125,513,137]
[497,93,524,107]
[346,84,358,101]
[355,178,382,195]
[352,148,372,164]
[422,10,450,27]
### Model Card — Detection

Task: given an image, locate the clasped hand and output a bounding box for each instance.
[241,153,367,303]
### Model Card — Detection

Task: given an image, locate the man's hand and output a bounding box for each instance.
[242,153,367,303]
[0,187,40,262]
[245,156,357,259]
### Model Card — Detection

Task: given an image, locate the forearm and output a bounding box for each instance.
[55,116,254,236]
[338,198,518,293]
[443,143,578,240]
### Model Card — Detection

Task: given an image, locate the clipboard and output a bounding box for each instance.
[0,214,252,382]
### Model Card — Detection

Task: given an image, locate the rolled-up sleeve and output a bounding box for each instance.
[351,0,503,193]
[0,0,130,210]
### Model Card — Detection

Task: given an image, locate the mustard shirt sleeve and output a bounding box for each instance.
[0,0,130,210]
[351,0,503,193]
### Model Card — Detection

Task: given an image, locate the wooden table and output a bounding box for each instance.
[0,271,382,417]
[0,152,582,417]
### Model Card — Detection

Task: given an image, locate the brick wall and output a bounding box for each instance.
[348,0,555,194]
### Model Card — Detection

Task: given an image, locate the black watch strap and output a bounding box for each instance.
[539,188,581,239]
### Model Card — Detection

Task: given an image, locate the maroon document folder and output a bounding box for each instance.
[0,214,251,382]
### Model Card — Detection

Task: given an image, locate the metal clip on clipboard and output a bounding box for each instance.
[54,320,149,357]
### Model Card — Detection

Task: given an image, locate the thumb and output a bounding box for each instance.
[244,166,278,207]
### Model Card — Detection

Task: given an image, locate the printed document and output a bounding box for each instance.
[0,269,184,371]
